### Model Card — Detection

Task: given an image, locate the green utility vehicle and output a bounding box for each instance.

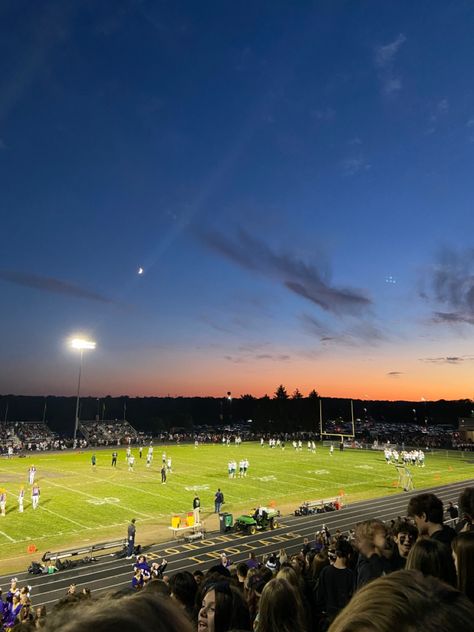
[234,507,280,535]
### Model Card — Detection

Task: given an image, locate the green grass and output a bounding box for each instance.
[0,443,471,564]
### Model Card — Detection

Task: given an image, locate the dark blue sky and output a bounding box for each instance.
[1,1,474,400]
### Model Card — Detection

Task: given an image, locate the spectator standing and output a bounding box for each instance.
[407,493,456,547]
[354,519,390,588]
[315,540,354,630]
[389,519,417,570]
[126,519,136,559]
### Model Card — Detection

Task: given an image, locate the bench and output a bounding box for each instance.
[168,522,203,540]
[42,538,126,562]
[294,496,343,517]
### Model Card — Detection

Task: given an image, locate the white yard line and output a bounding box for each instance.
[46,480,154,519]
[0,530,16,542]
[39,505,91,529]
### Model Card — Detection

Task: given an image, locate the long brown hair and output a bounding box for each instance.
[257,578,308,632]
[405,538,456,587]
[452,532,474,601]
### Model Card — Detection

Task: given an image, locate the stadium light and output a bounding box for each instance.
[70,337,96,443]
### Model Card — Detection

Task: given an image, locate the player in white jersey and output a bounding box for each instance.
[31,484,40,509]
[311,441,316,453]
[126,446,131,462]
[243,458,249,476]
[384,448,391,464]
[228,461,233,478]
[418,450,425,467]
[7,446,13,459]
[238,460,244,478]
[146,452,152,468]
[260,438,264,447]
[18,487,25,513]
[329,444,334,456]
[298,440,303,451]
[292,441,297,450]
[0,490,6,517]
[128,454,135,471]
[28,466,37,485]
[167,457,172,473]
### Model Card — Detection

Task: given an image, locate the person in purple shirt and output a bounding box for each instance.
[246,552,259,569]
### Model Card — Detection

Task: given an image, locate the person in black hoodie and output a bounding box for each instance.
[315,539,354,630]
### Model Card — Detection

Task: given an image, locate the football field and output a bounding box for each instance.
[0,443,471,565]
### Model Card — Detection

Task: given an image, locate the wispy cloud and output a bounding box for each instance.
[375,34,407,68]
[421,247,474,326]
[387,371,403,377]
[201,228,371,316]
[374,34,406,96]
[224,351,290,363]
[302,314,385,346]
[426,99,449,134]
[0,269,115,303]
[341,156,371,176]
[420,355,474,364]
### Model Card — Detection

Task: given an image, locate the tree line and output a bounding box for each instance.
[0,386,471,435]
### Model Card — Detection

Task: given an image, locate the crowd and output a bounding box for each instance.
[78,421,143,446]
[2,486,473,631]
[0,423,59,454]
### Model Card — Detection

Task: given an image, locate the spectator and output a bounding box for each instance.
[169,571,197,619]
[236,562,248,589]
[458,486,474,532]
[246,552,259,569]
[389,518,417,570]
[197,581,250,632]
[407,493,456,547]
[328,570,474,632]
[314,539,354,630]
[43,591,194,632]
[255,577,308,632]
[354,519,391,588]
[452,532,474,602]
[446,501,459,520]
[405,537,457,587]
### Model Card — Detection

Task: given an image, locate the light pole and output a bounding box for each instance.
[71,338,96,442]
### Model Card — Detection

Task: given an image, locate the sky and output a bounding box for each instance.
[1,0,474,401]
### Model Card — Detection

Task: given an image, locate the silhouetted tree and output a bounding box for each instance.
[292,389,303,399]
[308,389,319,399]
[274,385,288,400]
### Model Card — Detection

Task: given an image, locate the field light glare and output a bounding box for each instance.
[71,338,96,350]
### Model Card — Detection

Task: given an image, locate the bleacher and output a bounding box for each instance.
[79,419,139,445]
[0,421,56,452]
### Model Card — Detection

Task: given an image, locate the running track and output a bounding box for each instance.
[3,478,472,609]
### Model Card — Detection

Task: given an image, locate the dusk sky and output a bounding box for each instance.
[1,1,474,401]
